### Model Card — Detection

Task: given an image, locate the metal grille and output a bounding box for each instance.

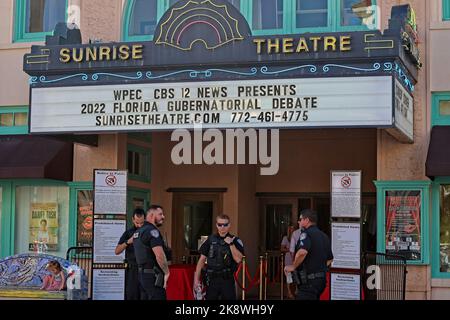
[362,252,407,300]
[66,246,93,298]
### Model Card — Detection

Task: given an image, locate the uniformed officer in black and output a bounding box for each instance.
[284,209,333,300]
[133,205,170,300]
[194,214,244,300]
[115,208,145,300]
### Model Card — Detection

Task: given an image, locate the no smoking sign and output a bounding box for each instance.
[341,175,352,188]
[105,175,117,186]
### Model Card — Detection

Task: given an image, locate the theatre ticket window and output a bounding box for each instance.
[14,0,67,42]
[439,185,450,273]
[14,185,69,258]
[252,0,284,31]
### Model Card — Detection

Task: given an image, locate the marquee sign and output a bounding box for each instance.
[30,76,393,133]
[23,2,419,143]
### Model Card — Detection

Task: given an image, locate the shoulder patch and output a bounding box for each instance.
[236,238,243,247]
[300,233,307,241]
[133,232,139,238]
[150,229,160,238]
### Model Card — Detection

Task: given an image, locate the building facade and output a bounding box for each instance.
[0,0,448,299]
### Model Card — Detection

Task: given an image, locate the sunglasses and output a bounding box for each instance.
[216,223,230,227]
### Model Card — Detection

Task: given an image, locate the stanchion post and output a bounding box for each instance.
[259,255,263,301]
[242,256,246,301]
[281,253,284,300]
[264,252,268,300]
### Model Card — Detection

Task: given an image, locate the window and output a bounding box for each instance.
[14,184,69,258]
[444,0,450,21]
[127,144,151,182]
[432,93,450,126]
[0,107,28,135]
[438,185,450,274]
[296,0,328,28]
[14,0,67,42]
[340,0,375,27]
[123,0,166,41]
[252,0,284,31]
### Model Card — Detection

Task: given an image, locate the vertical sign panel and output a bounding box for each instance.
[331,171,361,218]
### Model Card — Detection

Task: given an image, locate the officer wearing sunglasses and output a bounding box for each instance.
[194,214,244,300]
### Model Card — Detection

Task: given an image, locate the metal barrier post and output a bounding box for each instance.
[242,256,246,301]
[259,255,263,300]
[280,253,284,300]
[264,252,268,300]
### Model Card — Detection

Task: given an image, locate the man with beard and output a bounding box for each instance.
[133,205,170,300]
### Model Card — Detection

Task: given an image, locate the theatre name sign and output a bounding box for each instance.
[24,2,419,143]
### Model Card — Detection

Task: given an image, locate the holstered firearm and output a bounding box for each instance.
[153,267,164,288]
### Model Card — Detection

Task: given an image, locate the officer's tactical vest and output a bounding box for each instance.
[133,224,157,268]
[206,234,233,271]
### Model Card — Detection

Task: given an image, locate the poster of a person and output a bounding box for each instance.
[29,203,59,251]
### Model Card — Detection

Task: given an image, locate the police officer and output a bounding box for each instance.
[133,205,170,300]
[194,214,244,300]
[115,208,145,300]
[284,209,333,300]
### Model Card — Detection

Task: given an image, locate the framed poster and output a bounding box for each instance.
[331,171,361,218]
[331,222,361,269]
[374,180,430,264]
[93,219,126,263]
[29,203,58,251]
[92,269,125,300]
[94,170,127,215]
[385,190,421,261]
[330,273,361,300]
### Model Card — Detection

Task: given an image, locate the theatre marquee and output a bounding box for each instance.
[29,76,394,133]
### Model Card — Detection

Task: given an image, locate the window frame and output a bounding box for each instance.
[122,0,169,41]
[127,143,151,183]
[122,0,378,42]
[432,92,450,126]
[0,106,29,135]
[13,0,68,43]
[432,177,450,279]
[444,0,450,21]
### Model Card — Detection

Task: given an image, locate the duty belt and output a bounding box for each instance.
[207,269,232,279]
[138,267,155,274]
[306,272,326,280]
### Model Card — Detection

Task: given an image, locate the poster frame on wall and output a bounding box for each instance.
[331,170,362,218]
[374,181,431,265]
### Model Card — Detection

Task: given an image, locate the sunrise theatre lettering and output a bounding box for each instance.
[24,3,419,142]
[59,44,144,63]
[254,36,352,54]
